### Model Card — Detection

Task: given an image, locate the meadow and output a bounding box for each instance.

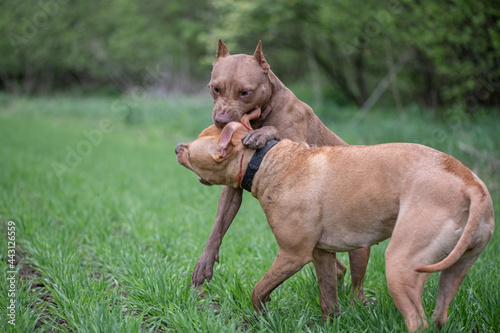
[0,94,499,332]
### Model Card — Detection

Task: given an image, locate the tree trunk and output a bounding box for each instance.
[354,53,368,105]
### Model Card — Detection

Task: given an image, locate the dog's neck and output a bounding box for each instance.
[250,70,287,129]
[240,140,280,192]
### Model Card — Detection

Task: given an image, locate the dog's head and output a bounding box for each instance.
[209,40,272,128]
[175,108,260,187]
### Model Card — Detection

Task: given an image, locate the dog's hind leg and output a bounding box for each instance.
[432,211,493,329]
[432,261,472,329]
[385,259,430,332]
[385,236,431,332]
[252,250,312,314]
[432,254,479,329]
[312,248,340,321]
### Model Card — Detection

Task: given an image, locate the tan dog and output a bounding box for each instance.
[194,40,371,304]
[176,115,494,332]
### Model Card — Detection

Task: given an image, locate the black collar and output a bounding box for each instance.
[241,140,280,192]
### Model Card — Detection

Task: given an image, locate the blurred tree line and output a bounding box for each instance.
[1,0,499,113]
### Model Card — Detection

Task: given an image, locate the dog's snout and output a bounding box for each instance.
[214,106,237,128]
[175,143,186,155]
[214,113,232,128]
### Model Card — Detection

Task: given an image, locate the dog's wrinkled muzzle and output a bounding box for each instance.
[175,142,212,186]
[175,143,191,169]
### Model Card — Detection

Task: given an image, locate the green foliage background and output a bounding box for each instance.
[1,0,499,112]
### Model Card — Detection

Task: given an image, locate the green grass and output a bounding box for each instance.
[0,94,498,332]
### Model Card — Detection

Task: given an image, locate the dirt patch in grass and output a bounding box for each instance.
[17,256,74,333]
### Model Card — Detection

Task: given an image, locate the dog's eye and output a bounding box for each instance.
[240,90,252,97]
[212,86,220,94]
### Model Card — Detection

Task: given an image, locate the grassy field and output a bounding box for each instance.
[0,94,499,332]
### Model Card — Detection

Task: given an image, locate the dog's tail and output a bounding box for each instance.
[414,183,489,273]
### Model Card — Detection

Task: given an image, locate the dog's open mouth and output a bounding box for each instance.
[199,177,212,186]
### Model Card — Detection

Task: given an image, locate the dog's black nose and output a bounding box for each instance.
[175,143,184,155]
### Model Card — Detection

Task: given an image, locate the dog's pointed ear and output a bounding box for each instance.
[217,122,241,160]
[253,40,270,72]
[216,39,230,59]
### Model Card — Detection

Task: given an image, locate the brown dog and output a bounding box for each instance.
[176,115,494,332]
[192,40,371,303]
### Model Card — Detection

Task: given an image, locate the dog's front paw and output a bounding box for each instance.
[242,131,267,149]
[252,292,271,314]
[191,252,218,286]
[242,126,280,149]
